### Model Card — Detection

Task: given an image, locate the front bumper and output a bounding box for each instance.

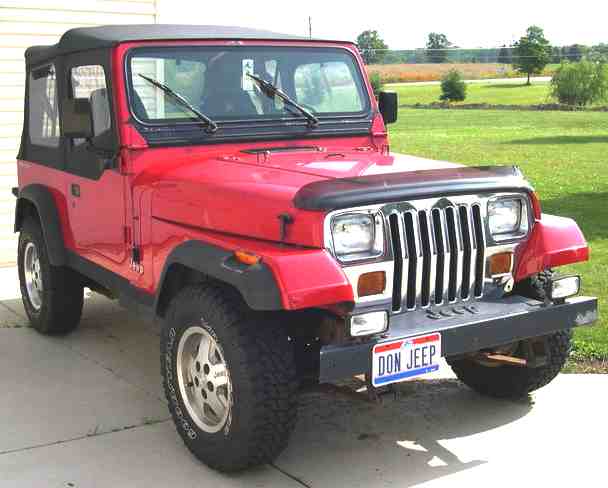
[319,295,598,383]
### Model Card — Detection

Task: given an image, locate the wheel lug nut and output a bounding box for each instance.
[203,364,210,375]
[195,362,201,372]
[207,382,214,392]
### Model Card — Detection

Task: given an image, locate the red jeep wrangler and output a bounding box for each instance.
[14,25,597,471]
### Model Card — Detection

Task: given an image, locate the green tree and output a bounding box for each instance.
[440,69,467,102]
[369,72,383,96]
[498,45,512,64]
[513,26,552,85]
[566,44,587,62]
[426,33,451,63]
[550,60,608,106]
[356,30,388,65]
[382,51,408,64]
[414,49,427,64]
[551,46,563,64]
[590,43,608,62]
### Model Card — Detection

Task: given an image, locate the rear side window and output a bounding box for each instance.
[28,65,59,147]
[70,65,111,140]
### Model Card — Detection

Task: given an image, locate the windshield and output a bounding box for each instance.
[126,46,370,125]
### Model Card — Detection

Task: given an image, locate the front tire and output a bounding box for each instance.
[18,217,84,334]
[449,270,571,399]
[447,330,572,399]
[161,284,298,472]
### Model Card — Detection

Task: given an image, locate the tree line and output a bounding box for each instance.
[357,28,608,84]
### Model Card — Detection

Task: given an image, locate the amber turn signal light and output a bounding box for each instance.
[489,252,513,276]
[357,271,386,297]
[234,250,261,266]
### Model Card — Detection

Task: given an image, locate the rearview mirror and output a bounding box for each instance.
[61,98,93,139]
[378,91,398,124]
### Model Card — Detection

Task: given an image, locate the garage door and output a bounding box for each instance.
[0,0,158,266]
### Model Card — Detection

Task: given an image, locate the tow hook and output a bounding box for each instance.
[474,336,549,368]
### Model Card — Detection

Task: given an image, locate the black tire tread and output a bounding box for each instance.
[18,217,83,334]
[514,269,553,301]
[161,284,298,472]
[448,330,571,398]
[449,270,570,399]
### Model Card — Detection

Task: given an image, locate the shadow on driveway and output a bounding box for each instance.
[1,291,535,487]
[275,378,532,487]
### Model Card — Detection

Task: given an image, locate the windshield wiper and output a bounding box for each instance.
[246,73,319,128]
[138,74,218,133]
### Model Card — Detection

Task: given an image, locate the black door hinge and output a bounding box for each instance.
[132,246,141,264]
[278,213,294,241]
[130,246,144,274]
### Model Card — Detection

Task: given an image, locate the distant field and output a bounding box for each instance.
[392,81,553,106]
[388,106,608,361]
[368,63,557,83]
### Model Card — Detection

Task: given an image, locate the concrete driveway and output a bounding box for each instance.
[0,266,605,488]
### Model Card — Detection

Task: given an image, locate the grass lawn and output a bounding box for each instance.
[391,81,553,106]
[388,106,608,360]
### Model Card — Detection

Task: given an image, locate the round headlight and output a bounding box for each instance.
[330,212,384,262]
[488,197,528,238]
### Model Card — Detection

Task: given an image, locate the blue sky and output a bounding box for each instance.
[159,0,607,48]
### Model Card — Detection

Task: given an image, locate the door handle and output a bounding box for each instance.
[71,184,80,197]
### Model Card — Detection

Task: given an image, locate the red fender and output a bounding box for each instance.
[515,214,589,282]
[263,250,354,310]
[150,219,354,311]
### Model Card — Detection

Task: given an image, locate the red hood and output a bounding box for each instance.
[137,147,465,247]
[201,148,461,179]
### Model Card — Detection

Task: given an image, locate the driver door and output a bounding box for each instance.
[64,56,127,270]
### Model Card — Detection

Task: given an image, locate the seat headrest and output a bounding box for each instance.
[89,88,110,135]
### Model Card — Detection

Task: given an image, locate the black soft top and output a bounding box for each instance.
[25,24,351,65]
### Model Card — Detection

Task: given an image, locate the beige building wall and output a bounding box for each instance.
[0,0,158,265]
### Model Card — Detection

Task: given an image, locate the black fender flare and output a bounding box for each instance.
[14,184,68,266]
[154,240,283,315]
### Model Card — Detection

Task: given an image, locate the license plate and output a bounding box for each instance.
[371,332,442,387]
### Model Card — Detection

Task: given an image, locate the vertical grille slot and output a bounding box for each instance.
[459,205,472,299]
[390,197,486,313]
[418,210,432,307]
[445,207,459,302]
[472,204,485,297]
[389,213,403,311]
[432,209,445,305]
[403,212,418,309]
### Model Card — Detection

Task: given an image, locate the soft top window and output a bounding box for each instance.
[126,46,370,125]
[28,64,60,147]
[70,65,111,144]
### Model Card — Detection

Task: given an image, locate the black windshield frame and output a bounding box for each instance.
[124,44,373,143]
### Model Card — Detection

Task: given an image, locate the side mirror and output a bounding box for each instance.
[378,91,398,124]
[61,98,93,139]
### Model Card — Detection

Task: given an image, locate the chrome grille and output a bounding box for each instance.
[389,201,486,311]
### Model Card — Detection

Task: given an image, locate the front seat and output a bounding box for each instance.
[130,88,149,120]
[202,54,258,117]
[203,87,257,117]
[89,88,111,135]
